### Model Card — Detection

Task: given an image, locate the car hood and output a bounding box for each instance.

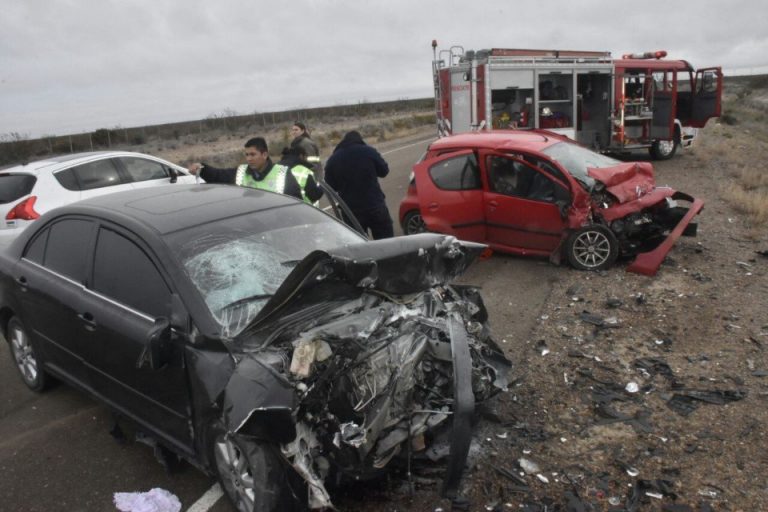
[587,162,656,203]
[241,233,487,338]
[217,234,508,509]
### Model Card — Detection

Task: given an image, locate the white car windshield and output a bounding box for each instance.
[541,142,621,189]
[166,204,365,337]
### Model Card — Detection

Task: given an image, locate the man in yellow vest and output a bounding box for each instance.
[187,137,322,204]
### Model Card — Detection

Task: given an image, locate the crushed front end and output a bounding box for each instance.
[587,163,704,275]
[227,234,511,509]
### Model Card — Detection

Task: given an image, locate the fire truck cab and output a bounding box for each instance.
[432,42,723,160]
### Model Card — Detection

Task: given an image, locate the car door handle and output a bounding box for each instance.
[78,312,97,331]
[488,200,498,211]
[428,202,439,211]
[15,276,28,292]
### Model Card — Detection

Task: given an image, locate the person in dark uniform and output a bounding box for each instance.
[324,131,393,239]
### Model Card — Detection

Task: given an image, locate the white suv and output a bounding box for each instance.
[0,151,196,244]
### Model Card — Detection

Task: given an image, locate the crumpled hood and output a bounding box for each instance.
[588,162,656,203]
[246,234,487,332]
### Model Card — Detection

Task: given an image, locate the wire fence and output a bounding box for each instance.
[0,98,433,167]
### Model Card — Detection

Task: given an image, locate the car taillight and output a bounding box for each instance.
[6,196,40,220]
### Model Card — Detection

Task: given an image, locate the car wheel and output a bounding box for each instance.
[403,210,427,235]
[649,138,678,160]
[7,316,49,392]
[565,226,619,271]
[212,429,305,512]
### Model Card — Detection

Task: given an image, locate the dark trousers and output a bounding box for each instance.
[353,205,394,240]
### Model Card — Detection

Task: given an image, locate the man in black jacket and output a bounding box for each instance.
[324,131,393,239]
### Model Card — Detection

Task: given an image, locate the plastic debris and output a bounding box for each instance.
[518,457,540,474]
[113,488,181,512]
[625,382,639,393]
[666,389,747,416]
[535,474,549,484]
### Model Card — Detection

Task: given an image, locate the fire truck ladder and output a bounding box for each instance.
[433,43,464,136]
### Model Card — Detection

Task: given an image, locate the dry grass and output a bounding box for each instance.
[722,180,768,226]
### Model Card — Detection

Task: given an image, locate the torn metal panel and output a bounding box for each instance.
[206,235,511,510]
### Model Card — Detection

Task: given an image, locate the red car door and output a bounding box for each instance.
[414,150,486,243]
[482,151,569,254]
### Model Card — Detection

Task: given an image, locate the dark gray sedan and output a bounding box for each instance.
[0,184,510,511]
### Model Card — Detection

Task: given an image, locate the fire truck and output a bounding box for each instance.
[431,41,723,159]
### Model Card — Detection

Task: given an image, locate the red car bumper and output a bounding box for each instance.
[626,193,704,276]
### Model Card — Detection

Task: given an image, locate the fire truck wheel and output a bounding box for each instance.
[565,225,619,271]
[403,210,427,235]
[649,138,678,160]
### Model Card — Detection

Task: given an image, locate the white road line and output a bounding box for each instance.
[380,136,436,156]
[187,483,223,512]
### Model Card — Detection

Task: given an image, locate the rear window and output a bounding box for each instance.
[54,168,80,191]
[0,174,37,204]
[428,153,481,190]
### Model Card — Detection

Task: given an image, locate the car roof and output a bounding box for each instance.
[42,184,299,235]
[428,131,565,153]
[0,151,180,175]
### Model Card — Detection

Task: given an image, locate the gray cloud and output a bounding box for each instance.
[1,0,766,137]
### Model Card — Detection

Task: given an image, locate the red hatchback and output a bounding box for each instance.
[399,131,703,275]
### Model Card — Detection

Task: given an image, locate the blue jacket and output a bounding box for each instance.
[324,132,389,212]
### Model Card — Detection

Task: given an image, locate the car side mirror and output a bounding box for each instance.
[137,317,170,370]
[168,167,178,184]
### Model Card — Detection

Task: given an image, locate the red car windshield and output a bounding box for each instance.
[541,142,621,189]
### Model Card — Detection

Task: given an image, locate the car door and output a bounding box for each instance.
[414,150,486,243]
[13,218,96,387]
[79,224,193,452]
[690,67,723,127]
[482,151,570,253]
[650,70,677,140]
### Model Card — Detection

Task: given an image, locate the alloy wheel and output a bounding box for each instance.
[10,324,39,387]
[214,435,255,512]
[571,230,612,269]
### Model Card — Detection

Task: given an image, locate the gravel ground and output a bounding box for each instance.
[333,119,768,512]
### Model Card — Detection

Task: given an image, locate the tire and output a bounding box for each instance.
[402,210,427,235]
[211,429,306,512]
[649,137,678,160]
[7,316,49,392]
[565,225,619,271]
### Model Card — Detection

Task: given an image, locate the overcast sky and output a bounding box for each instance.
[2,0,767,138]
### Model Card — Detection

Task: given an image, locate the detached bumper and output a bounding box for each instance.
[626,192,704,276]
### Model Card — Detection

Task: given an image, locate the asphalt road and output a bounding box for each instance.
[0,132,558,512]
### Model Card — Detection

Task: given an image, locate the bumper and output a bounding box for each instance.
[626,192,704,276]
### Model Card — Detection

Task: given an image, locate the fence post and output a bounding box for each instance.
[69,136,73,153]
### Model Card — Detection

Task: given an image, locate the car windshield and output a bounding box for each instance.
[541,142,621,189]
[165,204,365,337]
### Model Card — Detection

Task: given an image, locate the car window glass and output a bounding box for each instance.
[43,219,93,282]
[542,142,620,188]
[72,159,122,191]
[54,168,79,191]
[166,203,365,337]
[428,154,480,190]
[488,156,560,203]
[0,174,37,203]
[119,157,169,182]
[24,227,49,264]
[93,228,170,317]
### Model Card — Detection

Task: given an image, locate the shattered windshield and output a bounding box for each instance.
[542,141,621,189]
[165,204,365,337]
